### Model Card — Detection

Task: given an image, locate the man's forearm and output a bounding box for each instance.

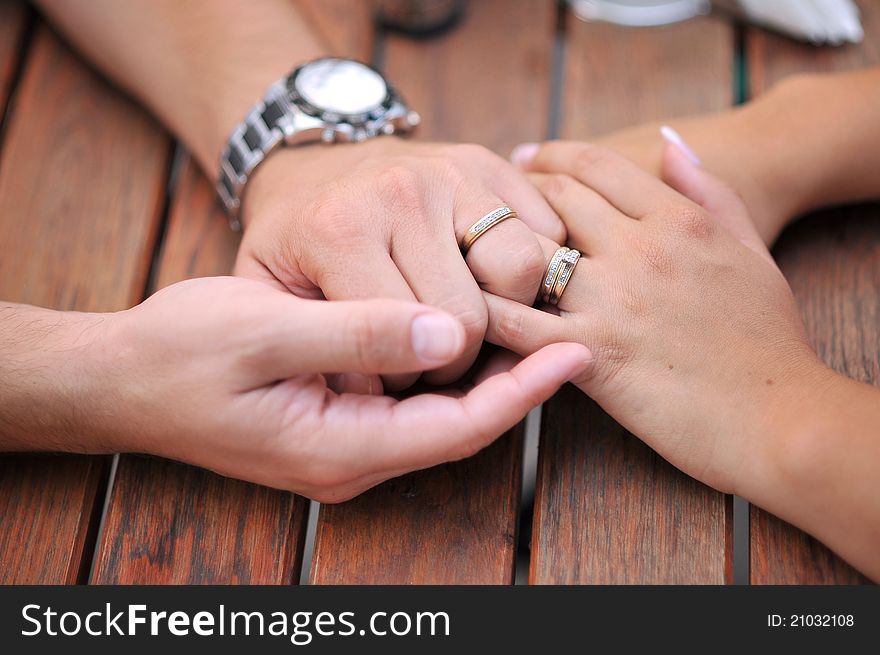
[35,0,328,175]
[0,303,111,452]
[599,67,880,244]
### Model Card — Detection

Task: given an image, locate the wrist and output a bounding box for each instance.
[186,19,329,175]
[0,306,120,452]
[734,357,842,515]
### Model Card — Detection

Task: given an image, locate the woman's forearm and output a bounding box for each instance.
[34,0,328,174]
[747,372,880,581]
[598,67,880,244]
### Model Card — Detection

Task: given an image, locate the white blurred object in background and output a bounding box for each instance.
[567,0,864,45]
[567,0,710,26]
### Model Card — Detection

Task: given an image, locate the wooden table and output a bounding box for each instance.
[1,0,877,585]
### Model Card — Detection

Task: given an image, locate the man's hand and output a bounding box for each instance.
[0,277,591,502]
[238,137,566,389]
[32,0,567,389]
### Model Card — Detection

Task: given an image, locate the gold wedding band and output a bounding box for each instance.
[549,248,581,305]
[460,206,517,254]
[542,247,581,305]
[541,247,570,303]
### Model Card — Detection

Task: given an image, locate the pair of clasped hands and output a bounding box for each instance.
[94,130,813,506]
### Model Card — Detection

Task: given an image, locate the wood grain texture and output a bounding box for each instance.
[0,0,28,117]
[0,24,170,583]
[309,0,557,585]
[89,0,377,584]
[382,0,556,154]
[312,426,525,584]
[92,455,307,584]
[748,4,879,584]
[531,14,734,584]
[561,15,734,137]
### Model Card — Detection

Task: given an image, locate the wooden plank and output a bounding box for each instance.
[748,4,879,585]
[0,23,170,583]
[90,1,374,584]
[530,14,735,583]
[0,0,28,117]
[309,0,557,584]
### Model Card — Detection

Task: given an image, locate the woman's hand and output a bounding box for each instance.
[486,139,830,497]
[42,277,589,502]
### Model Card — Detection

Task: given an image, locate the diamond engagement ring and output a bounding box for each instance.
[460,206,517,254]
[542,247,570,303]
[548,248,581,305]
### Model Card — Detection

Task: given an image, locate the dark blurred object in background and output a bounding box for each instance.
[375,0,466,37]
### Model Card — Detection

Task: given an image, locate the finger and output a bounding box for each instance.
[358,342,592,473]
[483,291,572,356]
[527,172,629,255]
[527,230,598,313]
[457,196,547,305]
[472,347,523,383]
[661,141,771,260]
[486,155,567,244]
[251,297,466,379]
[315,247,416,301]
[328,372,383,396]
[316,248,421,390]
[518,140,681,219]
[392,227,487,386]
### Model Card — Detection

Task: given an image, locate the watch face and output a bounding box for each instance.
[294,59,388,116]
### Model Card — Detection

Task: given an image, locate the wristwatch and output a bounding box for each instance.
[217,57,420,229]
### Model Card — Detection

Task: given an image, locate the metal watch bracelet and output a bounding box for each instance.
[216,79,291,231]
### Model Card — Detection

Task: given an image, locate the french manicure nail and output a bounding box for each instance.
[660,125,702,166]
[411,314,462,363]
[510,142,539,167]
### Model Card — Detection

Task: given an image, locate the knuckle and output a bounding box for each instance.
[670,205,715,241]
[309,193,363,244]
[539,173,575,202]
[572,143,614,176]
[441,296,488,341]
[341,310,388,372]
[494,304,529,346]
[506,240,546,298]
[374,163,425,217]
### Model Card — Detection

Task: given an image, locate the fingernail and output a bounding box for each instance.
[660,125,701,166]
[510,142,539,167]
[566,346,593,381]
[411,313,463,363]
